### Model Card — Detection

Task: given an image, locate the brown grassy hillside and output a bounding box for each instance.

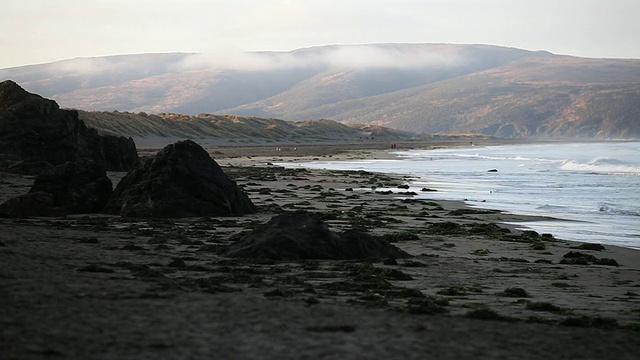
[78,111,421,143]
[3,44,639,139]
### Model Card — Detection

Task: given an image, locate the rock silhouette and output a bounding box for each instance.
[0,159,112,217]
[0,80,138,174]
[31,159,113,214]
[104,140,256,218]
[226,211,411,260]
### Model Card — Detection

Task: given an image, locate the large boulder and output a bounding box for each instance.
[0,80,138,173]
[225,211,411,260]
[0,159,113,217]
[99,134,139,171]
[0,192,63,217]
[30,159,113,214]
[104,140,256,218]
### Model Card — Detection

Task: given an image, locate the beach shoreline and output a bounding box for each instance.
[212,143,572,234]
[2,141,640,359]
[211,140,640,257]
[238,140,640,251]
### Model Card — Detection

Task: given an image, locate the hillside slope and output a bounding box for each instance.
[223,56,640,138]
[302,58,640,138]
[78,111,422,145]
[2,44,639,139]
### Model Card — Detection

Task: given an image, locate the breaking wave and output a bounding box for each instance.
[561,157,640,174]
[536,204,570,212]
[598,203,640,217]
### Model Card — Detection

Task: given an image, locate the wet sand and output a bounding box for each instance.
[1,141,640,359]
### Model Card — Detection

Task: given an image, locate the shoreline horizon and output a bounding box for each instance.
[210,140,640,251]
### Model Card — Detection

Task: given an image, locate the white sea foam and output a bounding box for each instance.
[560,159,640,174]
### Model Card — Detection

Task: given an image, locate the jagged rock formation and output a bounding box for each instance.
[225,211,411,260]
[104,140,256,218]
[0,159,112,217]
[0,80,138,174]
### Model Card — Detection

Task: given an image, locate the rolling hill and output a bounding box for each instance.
[1,44,639,139]
[77,111,426,147]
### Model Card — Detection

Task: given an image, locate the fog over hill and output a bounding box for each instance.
[1,44,639,139]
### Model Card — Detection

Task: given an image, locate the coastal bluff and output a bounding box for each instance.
[0,80,138,174]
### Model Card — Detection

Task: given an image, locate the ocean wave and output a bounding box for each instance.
[560,159,640,174]
[536,204,570,211]
[590,157,627,166]
[450,153,560,163]
[598,203,640,217]
[399,149,555,163]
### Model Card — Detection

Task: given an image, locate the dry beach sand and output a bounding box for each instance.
[2,141,640,359]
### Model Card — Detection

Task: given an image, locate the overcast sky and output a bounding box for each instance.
[1,0,638,69]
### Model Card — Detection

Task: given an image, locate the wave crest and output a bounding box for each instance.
[561,159,640,174]
[599,203,640,217]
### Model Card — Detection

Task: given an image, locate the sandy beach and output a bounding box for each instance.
[2,141,640,359]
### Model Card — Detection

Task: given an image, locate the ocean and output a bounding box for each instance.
[285,142,640,250]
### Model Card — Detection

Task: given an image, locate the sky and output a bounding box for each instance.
[1,0,639,69]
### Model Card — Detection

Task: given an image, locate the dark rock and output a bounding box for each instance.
[428,221,464,235]
[339,229,411,259]
[593,258,619,267]
[306,325,356,333]
[561,251,598,265]
[562,251,597,262]
[560,316,619,329]
[225,210,410,260]
[487,169,498,172]
[264,288,294,298]
[383,258,398,265]
[78,264,115,273]
[406,298,449,315]
[167,258,187,268]
[576,243,606,251]
[0,159,112,217]
[0,80,138,173]
[30,159,112,214]
[465,309,516,322]
[7,160,54,176]
[0,191,63,217]
[99,134,139,171]
[104,140,256,217]
[500,287,530,298]
[305,297,321,305]
[121,244,145,251]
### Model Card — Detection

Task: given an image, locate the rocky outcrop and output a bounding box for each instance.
[0,80,138,174]
[104,140,256,218]
[225,211,411,260]
[0,192,63,217]
[0,159,113,217]
[30,159,113,214]
[99,135,138,171]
